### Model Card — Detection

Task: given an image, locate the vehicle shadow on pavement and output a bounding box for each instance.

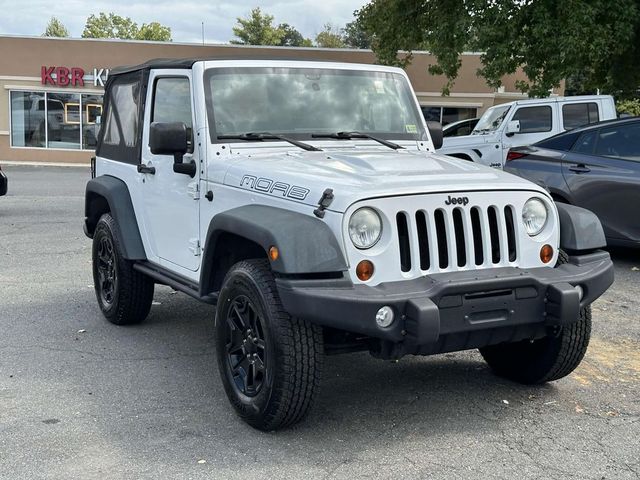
[607,246,639,264]
[139,286,561,440]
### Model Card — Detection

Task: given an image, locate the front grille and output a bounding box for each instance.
[396,205,518,273]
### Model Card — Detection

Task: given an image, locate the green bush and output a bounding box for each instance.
[616,99,640,116]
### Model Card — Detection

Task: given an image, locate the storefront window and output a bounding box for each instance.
[47,92,81,150]
[10,90,103,150]
[420,105,478,126]
[442,107,477,125]
[82,94,103,149]
[10,91,46,148]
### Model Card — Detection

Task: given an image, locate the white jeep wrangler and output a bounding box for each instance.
[84,59,614,431]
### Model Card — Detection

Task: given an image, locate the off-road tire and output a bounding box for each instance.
[215,259,323,431]
[92,213,154,325]
[479,250,591,384]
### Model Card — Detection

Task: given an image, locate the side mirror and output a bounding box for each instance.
[505,120,521,137]
[149,122,195,177]
[150,122,188,157]
[426,121,443,150]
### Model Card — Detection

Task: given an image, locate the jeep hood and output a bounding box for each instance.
[222,148,545,213]
[441,132,498,149]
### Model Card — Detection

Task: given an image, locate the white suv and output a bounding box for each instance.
[84,59,614,430]
[440,95,617,168]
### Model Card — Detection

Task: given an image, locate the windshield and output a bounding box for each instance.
[472,104,511,133]
[204,67,427,143]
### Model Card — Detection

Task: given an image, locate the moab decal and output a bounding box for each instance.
[240,175,310,201]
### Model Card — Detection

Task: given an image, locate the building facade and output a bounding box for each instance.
[0,35,537,164]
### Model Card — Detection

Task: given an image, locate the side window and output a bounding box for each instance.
[96,71,144,164]
[152,77,193,151]
[572,130,597,155]
[594,123,640,161]
[512,106,552,133]
[106,82,140,147]
[562,103,599,130]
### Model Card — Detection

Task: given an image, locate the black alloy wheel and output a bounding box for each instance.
[96,235,118,306]
[224,295,267,397]
[91,213,154,325]
[214,259,323,430]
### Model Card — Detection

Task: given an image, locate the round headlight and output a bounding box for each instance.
[522,198,548,236]
[349,208,382,249]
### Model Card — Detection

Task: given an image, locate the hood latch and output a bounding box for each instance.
[313,188,334,218]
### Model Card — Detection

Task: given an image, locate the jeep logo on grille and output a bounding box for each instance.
[445,195,469,206]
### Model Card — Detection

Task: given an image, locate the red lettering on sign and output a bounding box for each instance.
[71,67,85,87]
[56,66,70,86]
[41,66,55,85]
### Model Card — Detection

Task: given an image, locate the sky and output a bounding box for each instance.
[0,0,368,44]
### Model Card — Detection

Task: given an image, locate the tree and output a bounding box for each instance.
[343,18,371,49]
[315,23,346,48]
[43,17,69,38]
[137,22,172,42]
[357,0,640,98]
[82,13,138,39]
[81,12,172,41]
[231,7,284,45]
[278,23,313,47]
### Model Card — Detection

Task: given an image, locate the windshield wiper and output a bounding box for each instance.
[311,131,404,150]
[217,132,321,152]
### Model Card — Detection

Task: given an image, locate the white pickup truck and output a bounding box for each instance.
[439,95,617,168]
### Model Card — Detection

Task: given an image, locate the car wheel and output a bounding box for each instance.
[479,250,591,384]
[215,259,323,430]
[92,213,154,325]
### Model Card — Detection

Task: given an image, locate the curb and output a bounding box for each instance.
[1,161,90,168]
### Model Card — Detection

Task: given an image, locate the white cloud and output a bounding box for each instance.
[0,0,368,44]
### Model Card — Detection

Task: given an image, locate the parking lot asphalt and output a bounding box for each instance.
[0,165,639,480]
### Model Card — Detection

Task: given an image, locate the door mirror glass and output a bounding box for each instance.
[149,122,188,158]
[506,120,521,135]
[427,121,443,149]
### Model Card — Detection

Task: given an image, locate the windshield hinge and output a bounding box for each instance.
[189,238,201,256]
[187,181,200,200]
[313,188,334,218]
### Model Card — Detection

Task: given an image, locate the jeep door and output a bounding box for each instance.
[501,104,556,166]
[138,71,201,272]
[561,121,640,245]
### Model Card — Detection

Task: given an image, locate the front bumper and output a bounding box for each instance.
[0,170,7,196]
[277,250,614,354]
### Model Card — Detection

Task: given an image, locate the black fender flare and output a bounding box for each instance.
[200,205,348,291]
[84,175,146,260]
[556,202,606,252]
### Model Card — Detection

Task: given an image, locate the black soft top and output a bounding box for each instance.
[109,58,199,76]
[109,56,346,76]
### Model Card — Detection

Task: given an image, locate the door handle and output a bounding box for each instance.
[137,164,156,175]
[569,164,590,173]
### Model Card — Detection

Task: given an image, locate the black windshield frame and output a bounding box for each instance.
[203,66,427,145]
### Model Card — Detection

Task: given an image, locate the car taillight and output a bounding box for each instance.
[506,150,527,162]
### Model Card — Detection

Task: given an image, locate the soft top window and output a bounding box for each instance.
[96,70,145,164]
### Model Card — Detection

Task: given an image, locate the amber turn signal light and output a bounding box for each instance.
[268,246,279,261]
[356,260,374,281]
[540,244,554,264]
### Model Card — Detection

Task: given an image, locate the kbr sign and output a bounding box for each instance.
[41,66,110,87]
[41,66,85,87]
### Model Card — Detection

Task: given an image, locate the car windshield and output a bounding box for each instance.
[204,67,427,143]
[472,104,511,133]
